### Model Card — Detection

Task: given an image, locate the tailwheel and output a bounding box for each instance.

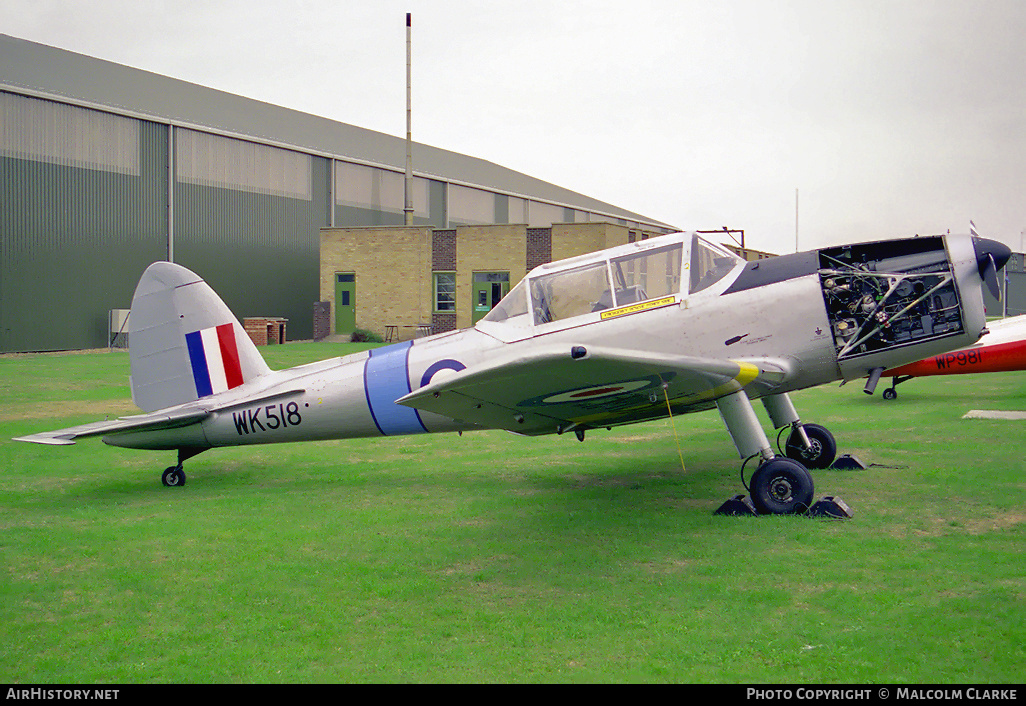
[161,465,186,487]
[882,375,911,400]
[783,423,837,469]
[749,457,814,515]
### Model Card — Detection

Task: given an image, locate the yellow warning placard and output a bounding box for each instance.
[599,296,677,320]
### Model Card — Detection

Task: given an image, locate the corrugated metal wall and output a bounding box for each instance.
[1,92,168,351]
[1,99,332,351]
[334,161,445,228]
[173,131,328,341]
[1,82,663,353]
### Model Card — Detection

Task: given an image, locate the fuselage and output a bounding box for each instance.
[106,231,992,451]
[884,313,1026,378]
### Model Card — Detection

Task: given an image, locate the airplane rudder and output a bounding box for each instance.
[184,319,270,394]
[128,262,270,412]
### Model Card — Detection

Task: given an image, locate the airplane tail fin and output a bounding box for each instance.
[128,262,271,412]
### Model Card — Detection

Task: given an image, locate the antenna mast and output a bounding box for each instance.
[404,13,414,226]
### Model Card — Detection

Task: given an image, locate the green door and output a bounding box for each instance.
[472,272,510,324]
[335,273,356,334]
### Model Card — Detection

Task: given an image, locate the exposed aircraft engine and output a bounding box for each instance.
[818,237,964,360]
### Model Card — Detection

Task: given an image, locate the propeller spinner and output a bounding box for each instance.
[973,236,1011,301]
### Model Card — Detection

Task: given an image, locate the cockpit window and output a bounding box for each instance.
[481,278,529,323]
[689,235,741,293]
[480,235,689,332]
[610,243,682,304]
[530,262,613,325]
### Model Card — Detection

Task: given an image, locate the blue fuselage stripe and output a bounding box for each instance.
[364,341,428,435]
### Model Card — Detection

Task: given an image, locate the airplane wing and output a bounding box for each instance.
[398,343,790,435]
[13,387,305,446]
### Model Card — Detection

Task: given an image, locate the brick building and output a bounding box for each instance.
[320,222,683,340]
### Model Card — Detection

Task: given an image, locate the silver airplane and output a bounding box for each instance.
[14,230,1010,514]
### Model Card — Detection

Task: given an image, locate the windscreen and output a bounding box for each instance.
[690,236,741,293]
[530,263,613,324]
[481,278,529,323]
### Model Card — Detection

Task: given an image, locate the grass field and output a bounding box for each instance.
[2,342,1024,683]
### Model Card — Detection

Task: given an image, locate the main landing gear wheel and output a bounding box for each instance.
[784,423,837,470]
[882,388,898,400]
[161,465,186,487]
[749,457,814,515]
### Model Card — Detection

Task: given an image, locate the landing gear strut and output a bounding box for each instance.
[881,375,912,400]
[160,447,207,487]
[714,390,838,515]
[716,390,819,515]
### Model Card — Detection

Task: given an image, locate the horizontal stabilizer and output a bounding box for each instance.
[12,386,306,447]
[13,408,210,446]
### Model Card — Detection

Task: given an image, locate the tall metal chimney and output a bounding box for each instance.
[404,12,414,226]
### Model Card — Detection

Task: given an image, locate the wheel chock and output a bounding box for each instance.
[806,496,854,519]
[830,454,867,470]
[714,494,759,516]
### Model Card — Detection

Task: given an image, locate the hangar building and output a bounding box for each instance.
[0,34,676,353]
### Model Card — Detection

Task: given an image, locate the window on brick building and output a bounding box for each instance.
[433,272,456,312]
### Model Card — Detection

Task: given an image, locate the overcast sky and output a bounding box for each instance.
[6,0,1026,253]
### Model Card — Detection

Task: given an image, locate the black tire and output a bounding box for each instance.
[784,423,837,469]
[161,466,186,487]
[882,388,897,400]
[749,457,814,515]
